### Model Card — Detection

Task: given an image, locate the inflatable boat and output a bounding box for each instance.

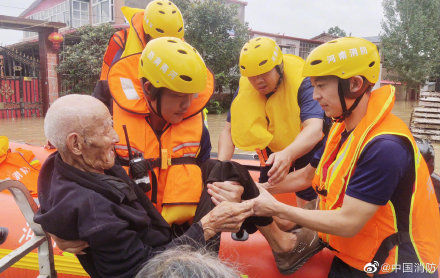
[1,142,436,278]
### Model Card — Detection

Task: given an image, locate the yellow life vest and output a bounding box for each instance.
[120,7,148,59]
[312,85,440,274]
[230,54,304,152]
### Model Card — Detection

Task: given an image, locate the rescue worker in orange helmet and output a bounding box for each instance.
[249,37,440,277]
[94,0,185,112]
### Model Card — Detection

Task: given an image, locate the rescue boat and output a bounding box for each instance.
[0,142,435,278]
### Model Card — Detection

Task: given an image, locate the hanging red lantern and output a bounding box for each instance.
[48,32,64,51]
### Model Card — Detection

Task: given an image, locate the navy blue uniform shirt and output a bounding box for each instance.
[226,77,324,201]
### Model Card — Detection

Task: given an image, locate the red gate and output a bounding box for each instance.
[0,77,41,119]
[0,46,42,119]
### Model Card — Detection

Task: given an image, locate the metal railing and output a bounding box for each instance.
[0,179,56,278]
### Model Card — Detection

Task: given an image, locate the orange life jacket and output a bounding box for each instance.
[0,148,41,197]
[107,53,214,225]
[312,85,440,274]
[100,29,129,80]
[100,10,148,80]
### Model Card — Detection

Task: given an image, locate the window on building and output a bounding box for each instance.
[72,0,90,28]
[24,1,70,38]
[92,0,114,25]
[280,45,297,55]
[299,42,320,59]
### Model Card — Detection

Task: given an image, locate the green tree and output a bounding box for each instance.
[57,24,115,95]
[327,26,346,37]
[381,0,440,90]
[174,0,249,93]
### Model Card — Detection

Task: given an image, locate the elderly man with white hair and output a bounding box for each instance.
[34,94,253,278]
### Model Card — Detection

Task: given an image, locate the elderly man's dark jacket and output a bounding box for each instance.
[34,153,205,278]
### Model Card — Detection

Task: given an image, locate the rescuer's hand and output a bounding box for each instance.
[200,201,253,240]
[266,149,293,185]
[207,181,244,205]
[258,181,279,194]
[49,233,89,255]
[249,184,281,217]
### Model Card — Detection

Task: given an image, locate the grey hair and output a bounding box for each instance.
[44,94,107,153]
[135,245,241,278]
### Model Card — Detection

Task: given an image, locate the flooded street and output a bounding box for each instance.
[0,100,439,172]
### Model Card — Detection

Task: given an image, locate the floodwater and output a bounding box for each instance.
[0,100,439,172]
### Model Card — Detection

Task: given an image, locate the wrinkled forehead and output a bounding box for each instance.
[80,107,113,136]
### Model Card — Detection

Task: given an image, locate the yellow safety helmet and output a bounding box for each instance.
[143,0,184,39]
[138,37,207,94]
[239,37,283,77]
[303,37,380,84]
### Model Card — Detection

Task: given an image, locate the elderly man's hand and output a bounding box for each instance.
[200,201,253,240]
[207,181,243,205]
[49,233,89,255]
[266,149,293,185]
[251,184,281,217]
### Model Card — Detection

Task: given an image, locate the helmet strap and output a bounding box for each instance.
[332,78,369,123]
[144,33,151,45]
[142,78,164,119]
[272,65,284,93]
[146,93,163,120]
[156,92,162,118]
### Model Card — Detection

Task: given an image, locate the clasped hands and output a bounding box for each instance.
[207,180,281,217]
[52,181,279,254]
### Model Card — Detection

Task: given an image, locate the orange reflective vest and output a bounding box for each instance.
[0,148,41,197]
[100,9,148,80]
[312,85,440,274]
[107,53,214,225]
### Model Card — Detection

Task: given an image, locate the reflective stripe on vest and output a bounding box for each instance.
[114,144,144,158]
[312,85,440,273]
[173,142,200,153]
[231,54,304,152]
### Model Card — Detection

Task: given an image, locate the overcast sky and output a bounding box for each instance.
[0,0,384,45]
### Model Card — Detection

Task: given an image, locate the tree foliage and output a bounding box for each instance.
[381,0,440,89]
[57,24,115,95]
[57,1,249,97]
[327,26,346,37]
[174,0,249,93]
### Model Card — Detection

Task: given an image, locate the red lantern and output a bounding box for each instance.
[48,32,64,51]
